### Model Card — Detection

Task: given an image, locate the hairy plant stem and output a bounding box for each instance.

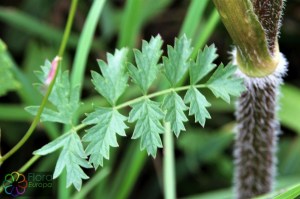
[0,0,78,165]
[234,53,287,199]
[235,81,278,198]
[212,0,286,198]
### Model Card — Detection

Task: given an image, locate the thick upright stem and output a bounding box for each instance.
[212,0,279,77]
[212,1,286,198]
[233,52,287,199]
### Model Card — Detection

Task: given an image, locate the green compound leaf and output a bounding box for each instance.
[91,48,128,105]
[184,86,211,127]
[0,40,19,96]
[190,44,218,84]
[26,61,80,125]
[162,92,188,137]
[207,63,246,103]
[82,107,128,169]
[33,131,91,191]
[127,35,163,94]
[163,35,193,86]
[128,99,165,157]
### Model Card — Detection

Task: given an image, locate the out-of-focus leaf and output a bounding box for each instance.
[279,84,300,134]
[0,39,19,96]
[178,130,233,162]
[26,59,80,125]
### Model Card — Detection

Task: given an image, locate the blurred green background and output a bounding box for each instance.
[0,0,300,198]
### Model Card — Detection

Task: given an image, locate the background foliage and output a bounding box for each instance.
[0,0,300,198]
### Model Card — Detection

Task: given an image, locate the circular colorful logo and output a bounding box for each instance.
[3,171,28,197]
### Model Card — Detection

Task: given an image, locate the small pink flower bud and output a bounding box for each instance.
[45,56,61,85]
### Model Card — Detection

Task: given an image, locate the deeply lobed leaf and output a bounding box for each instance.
[26,36,247,192]
[189,44,218,84]
[82,107,128,169]
[127,35,163,94]
[207,63,246,103]
[33,131,91,191]
[184,86,211,127]
[91,48,128,105]
[128,99,165,157]
[26,60,80,125]
[162,92,188,137]
[163,35,193,86]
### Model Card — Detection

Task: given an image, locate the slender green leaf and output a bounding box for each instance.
[279,84,300,134]
[117,0,143,48]
[141,0,172,23]
[179,0,209,38]
[71,0,106,95]
[192,9,220,58]
[183,175,300,199]
[72,168,110,199]
[273,184,300,199]
[0,7,79,49]
[107,142,147,199]
[255,184,300,199]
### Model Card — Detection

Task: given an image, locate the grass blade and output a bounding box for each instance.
[107,142,147,199]
[72,168,110,199]
[117,0,143,48]
[70,0,106,92]
[0,6,78,49]
[192,9,220,58]
[179,0,209,38]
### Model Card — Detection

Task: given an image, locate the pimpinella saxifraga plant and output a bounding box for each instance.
[24,35,245,191]
[213,0,287,198]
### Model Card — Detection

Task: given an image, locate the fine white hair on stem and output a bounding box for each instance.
[232,50,288,199]
[232,49,288,88]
